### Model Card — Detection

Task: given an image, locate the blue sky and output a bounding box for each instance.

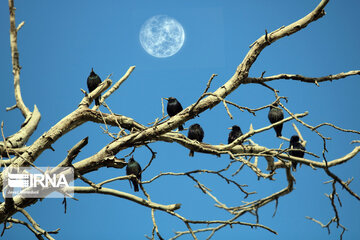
[0,0,359,239]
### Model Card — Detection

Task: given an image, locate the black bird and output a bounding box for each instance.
[87,68,102,106]
[268,103,284,137]
[165,97,184,131]
[289,135,305,171]
[187,123,204,157]
[126,156,142,192]
[228,125,243,144]
[228,125,244,159]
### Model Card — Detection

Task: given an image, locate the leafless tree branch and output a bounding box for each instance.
[246,70,360,85]
[1,0,359,239]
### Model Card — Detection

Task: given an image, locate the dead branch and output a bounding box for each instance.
[68,186,181,212]
[58,137,89,167]
[246,70,360,85]
[8,0,31,118]
[7,218,44,240]
[15,206,58,240]
[1,1,359,239]
[92,66,136,111]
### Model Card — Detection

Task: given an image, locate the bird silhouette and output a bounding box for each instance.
[87,68,102,106]
[187,123,204,157]
[126,156,142,192]
[268,103,284,137]
[228,125,243,144]
[228,125,243,159]
[289,135,305,171]
[165,97,184,131]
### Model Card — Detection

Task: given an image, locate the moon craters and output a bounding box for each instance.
[139,15,185,58]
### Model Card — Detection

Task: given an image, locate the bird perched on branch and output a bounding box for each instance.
[228,125,243,159]
[87,68,102,106]
[187,123,204,157]
[165,97,184,131]
[228,125,243,144]
[126,156,142,192]
[289,135,305,171]
[268,103,284,137]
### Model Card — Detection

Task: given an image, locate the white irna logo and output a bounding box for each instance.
[4,166,74,198]
[8,173,69,188]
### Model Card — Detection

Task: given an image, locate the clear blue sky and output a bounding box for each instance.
[0,0,359,239]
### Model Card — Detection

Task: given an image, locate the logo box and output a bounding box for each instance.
[3,166,74,198]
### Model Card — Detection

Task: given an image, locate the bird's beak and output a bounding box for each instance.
[164,97,169,101]
[227,127,232,130]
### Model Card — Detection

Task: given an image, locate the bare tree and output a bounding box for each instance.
[1,0,359,239]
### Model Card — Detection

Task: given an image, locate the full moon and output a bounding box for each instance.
[139,15,185,58]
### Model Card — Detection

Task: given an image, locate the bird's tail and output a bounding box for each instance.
[133,180,139,192]
[275,129,282,137]
[189,150,194,157]
[274,126,282,137]
[292,161,297,171]
[178,125,184,131]
[95,97,100,106]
